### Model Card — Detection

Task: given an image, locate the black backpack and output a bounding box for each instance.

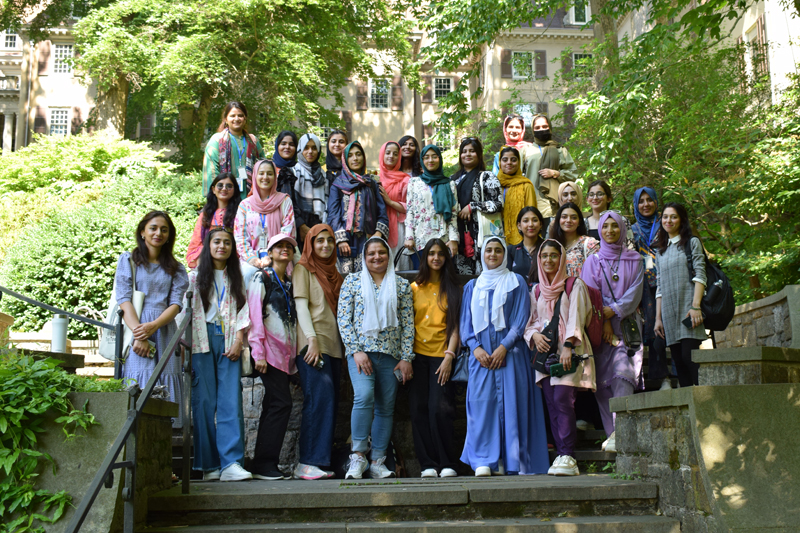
[683,238,735,331]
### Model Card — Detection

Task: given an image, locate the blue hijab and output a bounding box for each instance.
[633,187,660,247]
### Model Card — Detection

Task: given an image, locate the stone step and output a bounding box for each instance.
[143,515,680,532]
[146,476,659,527]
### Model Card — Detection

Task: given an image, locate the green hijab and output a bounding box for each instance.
[419,144,456,222]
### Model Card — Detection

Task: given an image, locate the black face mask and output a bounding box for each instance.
[534,129,551,141]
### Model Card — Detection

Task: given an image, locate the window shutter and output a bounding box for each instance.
[562,54,573,74]
[501,49,512,78]
[421,76,433,103]
[340,110,353,141]
[391,75,403,111]
[536,102,549,116]
[71,106,83,134]
[535,51,547,78]
[423,125,433,146]
[37,41,51,76]
[34,106,47,134]
[756,15,769,77]
[563,104,575,128]
[356,80,368,111]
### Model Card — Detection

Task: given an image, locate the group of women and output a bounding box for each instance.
[112,102,709,482]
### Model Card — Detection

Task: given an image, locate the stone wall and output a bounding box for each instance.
[713,285,798,350]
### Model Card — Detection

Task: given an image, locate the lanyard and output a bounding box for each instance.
[269,268,292,314]
[230,134,246,162]
[214,278,226,312]
[259,214,267,233]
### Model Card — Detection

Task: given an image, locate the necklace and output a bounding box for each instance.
[609,246,623,281]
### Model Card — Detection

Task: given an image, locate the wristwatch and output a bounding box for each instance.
[563,341,574,349]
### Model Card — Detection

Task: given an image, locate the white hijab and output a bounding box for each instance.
[295,133,327,222]
[471,236,520,334]
[360,237,398,338]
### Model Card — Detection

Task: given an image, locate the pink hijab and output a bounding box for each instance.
[379,141,410,248]
[535,239,570,344]
[249,159,289,238]
[503,115,532,149]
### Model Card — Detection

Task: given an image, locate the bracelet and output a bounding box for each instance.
[444,350,456,358]
[690,306,702,311]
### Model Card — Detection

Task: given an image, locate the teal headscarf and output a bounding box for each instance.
[419,145,456,222]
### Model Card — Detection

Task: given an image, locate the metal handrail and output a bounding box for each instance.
[65,292,194,533]
[0,285,113,330]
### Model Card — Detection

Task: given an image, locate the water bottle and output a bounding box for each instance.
[51,314,69,353]
[706,279,723,302]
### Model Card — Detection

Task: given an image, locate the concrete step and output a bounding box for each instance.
[143,515,680,532]
[146,476,660,527]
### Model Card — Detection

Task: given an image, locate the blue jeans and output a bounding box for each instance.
[347,352,399,459]
[191,323,245,471]
[296,352,341,468]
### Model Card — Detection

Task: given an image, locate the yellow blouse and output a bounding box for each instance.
[411,281,448,357]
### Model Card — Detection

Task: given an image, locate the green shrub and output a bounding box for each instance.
[0,354,124,533]
[0,170,201,339]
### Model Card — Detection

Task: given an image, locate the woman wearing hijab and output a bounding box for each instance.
[459,236,549,477]
[398,135,424,177]
[451,137,503,276]
[203,102,266,197]
[557,181,583,210]
[273,130,299,192]
[377,141,415,270]
[581,212,644,453]
[497,146,536,247]
[327,141,390,274]
[337,237,415,479]
[404,145,460,258]
[632,187,670,391]
[491,114,533,175]
[293,225,344,480]
[291,133,328,244]
[524,115,578,220]
[325,130,348,191]
[525,240,595,476]
[234,160,296,269]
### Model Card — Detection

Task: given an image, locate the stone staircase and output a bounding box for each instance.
[142,476,680,532]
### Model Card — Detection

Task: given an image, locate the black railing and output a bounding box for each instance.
[0,285,195,533]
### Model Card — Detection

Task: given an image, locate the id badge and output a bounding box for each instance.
[213,318,224,336]
[645,255,654,270]
[257,232,268,250]
[237,168,247,191]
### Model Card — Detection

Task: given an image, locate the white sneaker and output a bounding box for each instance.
[492,458,505,476]
[369,456,396,479]
[575,420,592,431]
[474,466,491,477]
[345,454,368,479]
[547,456,563,476]
[203,469,221,481]
[420,468,438,478]
[440,468,458,478]
[220,463,253,482]
[294,463,329,480]
[602,432,617,453]
[659,378,672,391]
[551,455,580,476]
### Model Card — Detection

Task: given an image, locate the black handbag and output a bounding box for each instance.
[532,292,563,374]
[600,264,642,357]
[451,346,470,383]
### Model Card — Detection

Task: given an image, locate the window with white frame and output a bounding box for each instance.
[569,0,590,25]
[434,128,453,151]
[434,77,452,100]
[369,79,389,109]
[572,53,593,79]
[3,32,17,49]
[53,44,73,74]
[50,109,69,136]
[512,51,533,80]
[514,104,536,125]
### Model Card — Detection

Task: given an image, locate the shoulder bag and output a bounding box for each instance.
[599,262,641,356]
[99,256,145,361]
[532,292,563,374]
[451,345,470,383]
[476,172,504,246]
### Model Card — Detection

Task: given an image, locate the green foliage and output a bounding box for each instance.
[0,169,200,339]
[0,354,124,533]
[0,133,174,262]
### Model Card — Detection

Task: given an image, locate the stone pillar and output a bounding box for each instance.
[3,113,13,154]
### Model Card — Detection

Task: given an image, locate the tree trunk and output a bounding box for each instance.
[94,74,129,137]
[589,0,620,79]
[178,86,214,170]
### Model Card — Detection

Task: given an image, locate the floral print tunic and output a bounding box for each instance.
[233,197,295,264]
[565,235,600,278]
[404,177,460,251]
[452,170,503,276]
[247,268,297,374]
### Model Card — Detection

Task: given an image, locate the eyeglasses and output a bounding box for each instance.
[215,183,235,190]
[210,226,233,234]
[540,253,561,260]
[587,192,606,199]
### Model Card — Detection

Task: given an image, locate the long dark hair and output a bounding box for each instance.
[217,101,249,133]
[196,228,246,313]
[457,137,486,173]
[549,202,587,244]
[655,202,693,255]
[587,180,612,207]
[398,135,423,176]
[414,238,462,342]
[132,211,180,276]
[203,172,241,230]
[516,206,545,285]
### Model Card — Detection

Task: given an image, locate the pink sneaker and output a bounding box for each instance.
[293,463,329,480]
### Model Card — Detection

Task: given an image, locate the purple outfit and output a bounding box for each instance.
[580,212,644,437]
